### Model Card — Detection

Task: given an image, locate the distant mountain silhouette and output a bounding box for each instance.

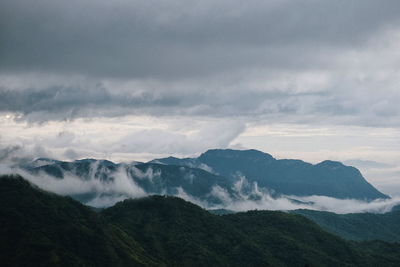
[19,149,388,208]
[154,149,388,200]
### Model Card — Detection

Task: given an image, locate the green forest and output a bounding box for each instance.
[1,175,400,267]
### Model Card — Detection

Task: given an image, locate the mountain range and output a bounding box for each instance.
[18,149,388,209]
[152,149,388,200]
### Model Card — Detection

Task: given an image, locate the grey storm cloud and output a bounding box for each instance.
[1,0,400,125]
[0,83,315,121]
[1,0,400,78]
[1,80,399,127]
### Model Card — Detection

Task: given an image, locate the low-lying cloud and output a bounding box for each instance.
[203,177,400,214]
[0,162,147,208]
[2,160,399,213]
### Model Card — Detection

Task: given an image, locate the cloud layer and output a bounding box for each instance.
[0,0,400,125]
[2,0,400,78]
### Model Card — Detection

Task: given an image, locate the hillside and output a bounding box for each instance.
[0,175,159,267]
[2,174,400,266]
[291,209,400,242]
[103,196,367,266]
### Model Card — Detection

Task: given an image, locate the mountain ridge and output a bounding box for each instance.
[2,174,400,266]
[16,148,389,209]
[291,209,400,242]
[154,149,388,200]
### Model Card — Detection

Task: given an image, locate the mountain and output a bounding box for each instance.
[132,163,236,203]
[18,148,388,209]
[25,158,118,180]
[2,174,400,266]
[22,159,238,206]
[103,196,363,266]
[291,209,400,242]
[154,149,388,200]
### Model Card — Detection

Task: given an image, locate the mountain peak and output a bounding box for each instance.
[200,149,274,161]
[316,160,346,168]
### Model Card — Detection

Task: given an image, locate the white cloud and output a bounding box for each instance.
[207,178,400,214]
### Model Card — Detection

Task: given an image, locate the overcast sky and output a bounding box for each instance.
[1,0,399,195]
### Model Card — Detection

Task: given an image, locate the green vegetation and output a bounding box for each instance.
[0,175,160,267]
[1,174,400,266]
[291,209,400,242]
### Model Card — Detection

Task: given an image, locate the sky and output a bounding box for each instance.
[0,0,399,195]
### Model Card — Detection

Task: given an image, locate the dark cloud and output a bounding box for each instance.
[1,0,400,78]
[0,80,324,122]
[0,0,400,127]
[1,81,399,127]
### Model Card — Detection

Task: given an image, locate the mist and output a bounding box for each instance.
[1,157,399,213]
[201,178,400,214]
